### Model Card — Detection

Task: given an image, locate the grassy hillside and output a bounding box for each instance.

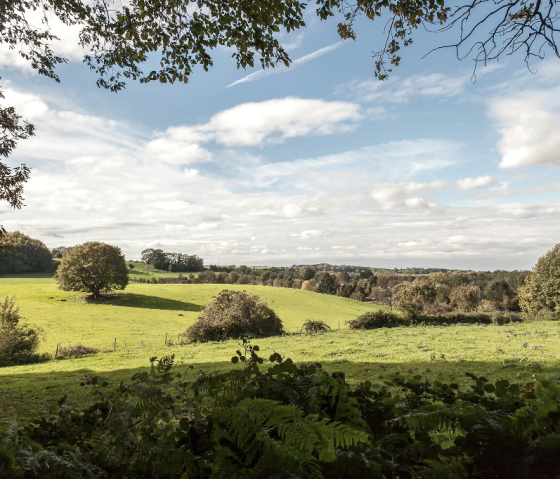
[126,261,200,280]
[1,275,559,418]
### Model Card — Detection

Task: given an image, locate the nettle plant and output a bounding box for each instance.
[2,339,560,478]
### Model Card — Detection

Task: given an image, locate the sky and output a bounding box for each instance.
[1,9,560,270]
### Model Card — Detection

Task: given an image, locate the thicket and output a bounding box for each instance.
[184,290,283,342]
[347,310,404,329]
[2,341,560,478]
[0,231,52,274]
[0,296,42,365]
[301,319,331,333]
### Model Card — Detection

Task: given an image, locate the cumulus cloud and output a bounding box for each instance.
[371,181,447,210]
[146,97,362,165]
[490,90,560,168]
[456,175,495,190]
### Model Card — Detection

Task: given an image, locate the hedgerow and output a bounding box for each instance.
[2,339,560,478]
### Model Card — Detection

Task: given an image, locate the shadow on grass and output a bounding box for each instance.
[2,353,559,419]
[0,272,55,279]
[109,293,203,312]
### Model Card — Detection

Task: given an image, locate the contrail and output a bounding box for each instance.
[227,41,345,88]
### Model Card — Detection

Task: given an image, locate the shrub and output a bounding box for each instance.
[184,290,283,342]
[0,296,41,364]
[57,344,100,359]
[301,279,316,291]
[449,283,480,312]
[0,231,52,274]
[301,319,331,334]
[346,310,404,329]
[392,278,436,317]
[55,242,129,298]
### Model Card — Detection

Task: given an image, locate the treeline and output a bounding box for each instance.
[141,248,204,272]
[132,263,528,313]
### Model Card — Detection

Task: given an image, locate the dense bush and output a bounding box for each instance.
[0,231,52,274]
[301,319,331,333]
[0,296,41,364]
[346,310,405,329]
[392,278,436,317]
[2,342,560,478]
[184,290,283,342]
[55,242,129,298]
[449,283,480,312]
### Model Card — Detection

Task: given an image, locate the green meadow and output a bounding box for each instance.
[1,274,560,418]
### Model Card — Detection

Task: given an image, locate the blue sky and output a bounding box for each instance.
[1,11,560,270]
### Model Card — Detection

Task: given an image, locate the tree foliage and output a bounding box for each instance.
[449,283,480,312]
[520,243,560,318]
[392,277,437,317]
[141,248,204,272]
[55,242,129,298]
[0,231,52,274]
[2,341,560,478]
[0,296,41,363]
[185,290,283,342]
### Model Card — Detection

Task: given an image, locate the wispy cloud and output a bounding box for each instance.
[227,42,345,88]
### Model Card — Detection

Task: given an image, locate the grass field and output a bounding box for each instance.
[1,274,560,418]
[126,261,200,280]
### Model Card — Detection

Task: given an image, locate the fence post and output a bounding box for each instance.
[165,332,168,346]
[125,338,127,348]
[55,343,59,358]
[114,338,116,351]
[338,320,340,330]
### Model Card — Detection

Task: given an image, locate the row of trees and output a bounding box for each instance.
[141,248,204,272]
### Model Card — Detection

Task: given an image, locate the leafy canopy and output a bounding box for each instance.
[520,242,560,318]
[55,241,129,298]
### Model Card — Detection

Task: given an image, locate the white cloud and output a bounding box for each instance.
[4,85,560,270]
[490,90,560,168]
[227,42,345,88]
[456,175,495,190]
[371,180,447,210]
[146,97,362,164]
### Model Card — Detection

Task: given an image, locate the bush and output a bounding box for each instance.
[3,344,560,478]
[392,278,436,317]
[0,231,52,274]
[184,290,283,342]
[0,296,42,364]
[301,319,331,334]
[449,283,480,312]
[57,344,100,359]
[346,310,405,329]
